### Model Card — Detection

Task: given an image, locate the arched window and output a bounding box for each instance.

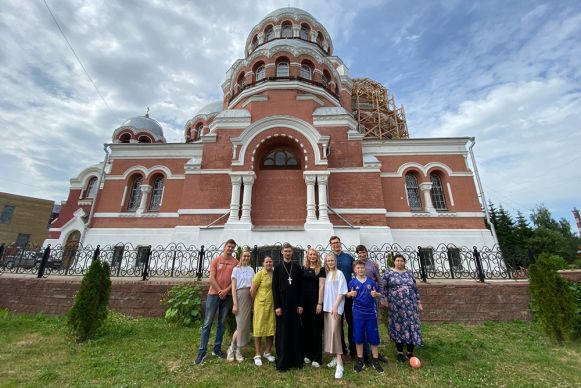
[255,64,265,81]
[149,175,164,211]
[300,63,312,80]
[138,135,152,143]
[251,35,258,50]
[405,173,422,209]
[281,22,292,38]
[430,173,447,210]
[127,175,143,211]
[276,61,289,77]
[316,31,324,46]
[261,149,300,169]
[84,177,98,199]
[265,26,274,42]
[119,133,131,143]
[236,72,245,91]
[322,70,331,88]
[300,24,310,40]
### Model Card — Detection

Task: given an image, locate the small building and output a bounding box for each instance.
[0,192,54,246]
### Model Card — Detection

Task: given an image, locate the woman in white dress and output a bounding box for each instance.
[322,252,348,379]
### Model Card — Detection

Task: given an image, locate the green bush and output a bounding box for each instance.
[162,283,204,326]
[529,253,575,344]
[570,281,581,339]
[67,259,111,341]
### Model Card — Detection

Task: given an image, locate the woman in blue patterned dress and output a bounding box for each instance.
[382,254,423,362]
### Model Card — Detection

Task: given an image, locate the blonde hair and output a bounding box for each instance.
[324,252,337,281]
[237,246,252,267]
[304,248,322,275]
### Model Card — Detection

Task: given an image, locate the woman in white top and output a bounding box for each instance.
[322,252,348,379]
[227,247,255,362]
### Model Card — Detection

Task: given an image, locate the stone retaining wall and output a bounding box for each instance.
[0,275,532,323]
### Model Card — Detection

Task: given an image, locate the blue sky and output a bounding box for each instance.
[0,0,579,232]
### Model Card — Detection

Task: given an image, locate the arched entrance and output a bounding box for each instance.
[252,136,306,227]
[62,230,81,269]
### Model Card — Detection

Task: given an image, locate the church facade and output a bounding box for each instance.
[47,8,495,250]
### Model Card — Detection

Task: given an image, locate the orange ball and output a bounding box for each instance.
[409,356,421,368]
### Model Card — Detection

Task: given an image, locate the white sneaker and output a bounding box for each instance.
[263,352,275,362]
[335,364,344,379]
[304,357,311,364]
[235,350,244,363]
[226,346,235,362]
[327,358,337,368]
[312,361,320,368]
[253,355,262,366]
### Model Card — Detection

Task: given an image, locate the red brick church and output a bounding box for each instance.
[47,7,495,250]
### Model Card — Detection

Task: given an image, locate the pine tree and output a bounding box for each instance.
[67,259,111,341]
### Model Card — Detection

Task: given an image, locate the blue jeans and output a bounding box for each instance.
[198,294,232,354]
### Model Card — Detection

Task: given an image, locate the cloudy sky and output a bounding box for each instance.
[0,0,579,231]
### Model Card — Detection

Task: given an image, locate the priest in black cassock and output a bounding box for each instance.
[272,242,304,371]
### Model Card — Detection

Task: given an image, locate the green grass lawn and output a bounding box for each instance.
[0,312,579,387]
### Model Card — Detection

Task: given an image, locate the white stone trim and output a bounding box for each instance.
[363,138,471,156]
[94,212,179,218]
[178,209,230,215]
[331,208,387,214]
[228,80,341,109]
[296,94,324,106]
[109,143,203,159]
[380,162,473,178]
[107,165,185,181]
[184,169,231,175]
[241,95,268,108]
[231,115,329,167]
[447,182,455,207]
[328,167,381,173]
[385,211,485,218]
[69,164,102,189]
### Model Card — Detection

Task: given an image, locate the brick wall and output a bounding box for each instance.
[0,275,532,323]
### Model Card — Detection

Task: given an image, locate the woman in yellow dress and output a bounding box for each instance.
[250,256,276,366]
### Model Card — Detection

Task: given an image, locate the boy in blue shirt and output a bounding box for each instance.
[346,259,384,373]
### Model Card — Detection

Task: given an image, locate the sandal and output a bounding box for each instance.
[253,355,262,366]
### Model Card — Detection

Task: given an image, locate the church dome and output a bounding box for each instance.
[195,101,224,117]
[113,113,166,143]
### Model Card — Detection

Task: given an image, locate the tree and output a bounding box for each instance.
[529,205,579,262]
[67,259,112,341]
[529,253,575,344]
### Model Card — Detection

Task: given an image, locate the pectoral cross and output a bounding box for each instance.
[288,277,292,285]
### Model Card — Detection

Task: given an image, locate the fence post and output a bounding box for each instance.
[252,245,259,272]
[0,243,4,261]
[92,245,100,263]
[170,250,177,278]
[446,247,456,280]
[473,246,485,283]
[141,245,152,281]
[417,246,427,283]
[196,245,205,280]
[37,245,51,278]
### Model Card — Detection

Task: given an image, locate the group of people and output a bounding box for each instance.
[194,236,424,379]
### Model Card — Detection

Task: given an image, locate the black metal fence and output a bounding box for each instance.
[0,241,528,281]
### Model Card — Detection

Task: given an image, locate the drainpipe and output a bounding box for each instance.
[468,137,499,247]
[81,143,110,245]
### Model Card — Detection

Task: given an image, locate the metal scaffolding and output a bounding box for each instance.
[352,78,409,139]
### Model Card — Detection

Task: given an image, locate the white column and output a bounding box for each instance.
[240,173,255,223]
[317,174,330,222]
[304,173,317,223]
[136,185,152,215]
[228,175,242,222]
[419,182,436,213]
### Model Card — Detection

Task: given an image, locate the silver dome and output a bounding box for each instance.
[195,101,224,116]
